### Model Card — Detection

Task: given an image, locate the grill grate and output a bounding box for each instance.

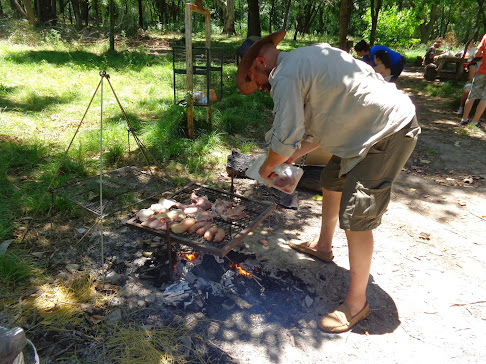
[126,182,276,257]
[49,166,175,218]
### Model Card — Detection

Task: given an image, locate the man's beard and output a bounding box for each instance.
[260,82,271,92]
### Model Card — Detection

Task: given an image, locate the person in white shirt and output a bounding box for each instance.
[236,30,421,333]
[457,40,482,115]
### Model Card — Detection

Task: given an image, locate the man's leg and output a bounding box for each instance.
[463,73,486,124]
[307,187,341,254]
[471,99,486,124]
[461,97,476,124]
[460,90,468,107]
[343,230,374,316]
[318,229,373,332]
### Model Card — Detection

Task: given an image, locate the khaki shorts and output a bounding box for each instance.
[468,74,486,100]
[320,119,420,231]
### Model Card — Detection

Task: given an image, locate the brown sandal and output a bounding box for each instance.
[288,240,333,262]
[319,302,370,333]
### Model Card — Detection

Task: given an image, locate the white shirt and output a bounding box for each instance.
[266,43,416,175]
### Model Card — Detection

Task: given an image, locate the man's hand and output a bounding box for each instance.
[258,148,288,180]
[258,160,276,180]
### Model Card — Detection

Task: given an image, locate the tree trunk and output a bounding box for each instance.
[91,0,100,25]
[155,0,166,24]
[70,0,83,29]
[80,0,88,26]
[294,1,315,40]
[218,0,236,34]
[10,0,25,18]
[318,5,324,35]
[369,0,382,46]
[58,0,65,23]
[269,0,275,32]
[247,0,261,37]
[36,0,57,25]
[477,0,485,36]
[138,0,143,28]
[282,0,291,30]
[296,0,319,36]
[68,0,73,24]
[23,0,37,26]
[109,0,115,52]
[419,4,439,43]
[338,0,352,50]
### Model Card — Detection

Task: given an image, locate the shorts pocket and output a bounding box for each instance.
[351,181,392,218]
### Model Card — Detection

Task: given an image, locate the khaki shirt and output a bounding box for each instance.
[266,43,416,175]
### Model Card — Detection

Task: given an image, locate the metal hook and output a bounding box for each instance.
[99,70,110,79]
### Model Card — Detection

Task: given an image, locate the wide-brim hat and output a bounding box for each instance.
[236,30,286,95]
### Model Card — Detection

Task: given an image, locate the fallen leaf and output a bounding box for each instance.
[80,303,96,313]
[312,194,322,201]
[454,141,460,147]
[463,176,474,184]
[88,314,104,324]
[420,159,431,164]
[258,239,269,247]
[419,232,431,240]
[458,200,467,206]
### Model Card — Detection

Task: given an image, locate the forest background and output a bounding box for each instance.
[3,0,486,50]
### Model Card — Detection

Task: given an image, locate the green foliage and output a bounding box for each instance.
[43,28,63,47]
[0,252,32,288]
[427,148,440,156]
[362,5,422,47]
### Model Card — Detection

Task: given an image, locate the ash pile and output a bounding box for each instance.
[144,249,314,317]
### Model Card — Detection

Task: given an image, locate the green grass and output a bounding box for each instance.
[427,148,440,156]
[0,19,280,244]
[0,252,32,289]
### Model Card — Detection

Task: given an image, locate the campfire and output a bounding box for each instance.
[125,182,313,315]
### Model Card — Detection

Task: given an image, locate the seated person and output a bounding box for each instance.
[354,40,405,82]
[423,41,443,65]
[373,50,392,81]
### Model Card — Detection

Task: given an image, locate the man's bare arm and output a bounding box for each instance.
[284,140,320,164]
[259,148,288,180]
[259,141,320,179]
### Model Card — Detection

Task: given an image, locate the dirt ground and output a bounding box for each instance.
[11,67,486,363]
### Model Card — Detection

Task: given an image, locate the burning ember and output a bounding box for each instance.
[180,252,198,263]
[229,263,252,277]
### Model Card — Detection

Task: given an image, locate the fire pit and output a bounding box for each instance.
[126,182,276,257]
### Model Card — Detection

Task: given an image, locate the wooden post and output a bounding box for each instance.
[185,3,194,139]
[205,9,211,124]
[185,3,212,137]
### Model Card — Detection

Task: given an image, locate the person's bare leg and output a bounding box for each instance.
[342,230,374,316]
[471,99,486,123]
[462,97,476,121]
[307,187,341,253]
[460,90,469,107]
